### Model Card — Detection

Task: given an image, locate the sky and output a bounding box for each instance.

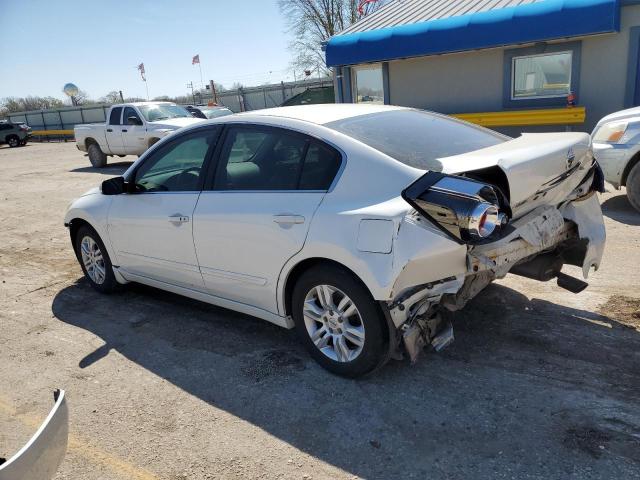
[0,0,297,101]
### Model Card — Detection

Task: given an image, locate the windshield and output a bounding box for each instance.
[325,109,507,171]
[202,107,233,119]
[138,103,191,122]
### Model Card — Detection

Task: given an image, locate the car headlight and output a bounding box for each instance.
[592,121,628,144]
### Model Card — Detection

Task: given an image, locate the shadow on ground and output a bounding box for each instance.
[70,161,133,175]
[52,280,640,478]
[601,191,640,226]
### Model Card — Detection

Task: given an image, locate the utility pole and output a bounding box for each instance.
[187,82,195,104]
[209,79,218,104]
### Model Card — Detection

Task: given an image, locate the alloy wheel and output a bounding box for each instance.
[303,284,365,362]
[80,236,106,285]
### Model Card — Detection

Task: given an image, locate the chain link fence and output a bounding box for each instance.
[6,79,333,141]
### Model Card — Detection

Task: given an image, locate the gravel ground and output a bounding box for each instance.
[1,142,639,480]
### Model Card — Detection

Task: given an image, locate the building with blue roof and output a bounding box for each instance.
[326,0,640,132]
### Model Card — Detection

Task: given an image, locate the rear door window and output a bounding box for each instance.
[299,141,341,190]
[212,126,342,191]
[109,107,122,125]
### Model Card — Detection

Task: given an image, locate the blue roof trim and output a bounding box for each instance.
[326,0,620,67]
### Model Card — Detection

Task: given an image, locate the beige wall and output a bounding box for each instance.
[381,4,640,133]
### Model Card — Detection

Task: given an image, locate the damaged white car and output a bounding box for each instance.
[64,105,606,377]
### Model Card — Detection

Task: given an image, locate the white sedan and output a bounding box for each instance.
[592,106,640,211]
[65,104,606,377]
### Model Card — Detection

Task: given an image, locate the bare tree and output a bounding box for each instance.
[99,91,123,104]
[279,0,386,73]
[0,96,65,115]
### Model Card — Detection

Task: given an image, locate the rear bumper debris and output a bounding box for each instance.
[388,193,605,362]
[0,389,68,480]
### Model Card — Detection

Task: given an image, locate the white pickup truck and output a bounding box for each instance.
[74,102,204,167]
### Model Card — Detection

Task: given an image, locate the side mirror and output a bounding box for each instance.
[127,116,143,126]
[101,176,126,195]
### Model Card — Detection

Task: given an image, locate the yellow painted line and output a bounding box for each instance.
[0,395,160,480]
[452,106,586,127]
[31,129,74,135]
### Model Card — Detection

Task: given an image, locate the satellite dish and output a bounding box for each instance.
[63,83,79,97]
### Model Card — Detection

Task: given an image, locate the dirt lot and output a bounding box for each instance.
[1,142,639,479]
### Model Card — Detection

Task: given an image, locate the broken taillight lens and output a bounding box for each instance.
[402,172,511,243]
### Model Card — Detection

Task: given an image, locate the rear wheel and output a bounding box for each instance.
[74,225,119,293]
[7,135,19,148]
[292,265,387,377]
[88,143,107,168]
[627,161,640,212]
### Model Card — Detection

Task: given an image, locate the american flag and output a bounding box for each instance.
[192,54,200,65]
[137,63,146,81]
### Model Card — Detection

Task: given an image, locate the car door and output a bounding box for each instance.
[193,124,342,314]
[121,106,147,155]
[108,126,221,289]
[106,107,126,154]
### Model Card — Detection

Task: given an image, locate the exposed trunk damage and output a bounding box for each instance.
[386,160,606,363]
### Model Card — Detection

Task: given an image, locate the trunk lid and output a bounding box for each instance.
[433,132,592,218]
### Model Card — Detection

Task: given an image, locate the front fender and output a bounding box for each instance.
[64,192,116,264]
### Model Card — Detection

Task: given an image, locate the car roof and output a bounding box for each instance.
[240,104,408,126]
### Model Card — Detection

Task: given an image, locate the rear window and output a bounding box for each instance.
[325,109,507,171]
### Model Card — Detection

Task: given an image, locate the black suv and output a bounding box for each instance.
[0,121,32,147]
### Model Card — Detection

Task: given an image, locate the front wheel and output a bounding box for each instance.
[7,135,19,147]
[626,161,640,212]
[74,225,119,293]
[292,266,388,377]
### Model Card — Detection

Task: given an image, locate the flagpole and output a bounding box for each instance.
[144,79,149,101]
[198,62,204,91]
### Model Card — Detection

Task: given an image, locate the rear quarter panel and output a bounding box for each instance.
[276,130,466,310]
[74,125,110,153]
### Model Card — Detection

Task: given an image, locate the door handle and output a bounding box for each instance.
[122,129,128,132]
[168,214,190,224]
[273,214,305,225]
[106,128,113,132]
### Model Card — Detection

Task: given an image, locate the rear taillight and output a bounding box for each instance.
[402,172,511,243]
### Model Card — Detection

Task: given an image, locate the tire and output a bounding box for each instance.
[292,265,388,378]
[626,161,640,213]
[74,225,119,293]
[7,135,19,148]
[87,143,107,168]
[19,140,27,146]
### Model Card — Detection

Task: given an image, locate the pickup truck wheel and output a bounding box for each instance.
[75,225,119,293]
[292,265,387,378]
[626,161,640,212]
[7,135,19,148]
[88,143,107,168]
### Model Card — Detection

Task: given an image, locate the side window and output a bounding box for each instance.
[109,107,122,126]
[123,107,141,125]
[0,124,10,131]
[214,127,307,190]
[299,142,341,190]
[133,128,219,192]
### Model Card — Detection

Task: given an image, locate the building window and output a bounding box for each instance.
[352,64,384,104]
[503,42,581,108]
[512,51,572,100]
